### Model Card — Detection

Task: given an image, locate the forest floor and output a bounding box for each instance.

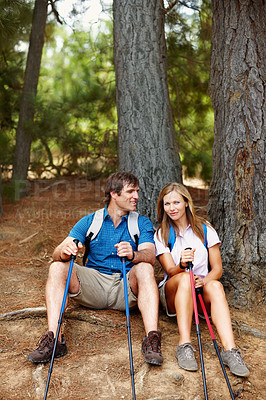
[0,176,265,400]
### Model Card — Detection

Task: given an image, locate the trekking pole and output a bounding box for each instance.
[121,256,136,400]
[196,287,235,400]
[186,247,208,400]
[44,239,79,400]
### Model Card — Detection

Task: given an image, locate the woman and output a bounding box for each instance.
[155,182,249,377]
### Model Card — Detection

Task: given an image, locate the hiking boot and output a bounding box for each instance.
[221,348,250,377]
[141,331,163,366]
[27,331,67,363]
[175,342,198,371]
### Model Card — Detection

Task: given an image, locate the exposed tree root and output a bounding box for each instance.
[0,307,124,328]
[1,307,265,338]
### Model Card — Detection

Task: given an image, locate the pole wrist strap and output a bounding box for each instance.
[127,251,135,262]
[179,257,187,270]
[60,256,72,263]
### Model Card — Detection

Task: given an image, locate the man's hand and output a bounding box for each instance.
[61,240,83,259]
[53,237,83,262]
[114,241,134,260]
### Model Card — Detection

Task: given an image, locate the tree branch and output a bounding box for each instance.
[164,0,200,14]
[49,0,63,24]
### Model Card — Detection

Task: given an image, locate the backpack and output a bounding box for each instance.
[168,223,210,272]
[83,208,140,265]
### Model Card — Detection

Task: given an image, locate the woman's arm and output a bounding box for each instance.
[195,243,223,287]
[158,252,186,278]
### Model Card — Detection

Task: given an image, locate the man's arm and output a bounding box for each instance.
[115,241,156,265]
[131,242,156,265]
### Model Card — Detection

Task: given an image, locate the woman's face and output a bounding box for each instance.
[163,190,188,223]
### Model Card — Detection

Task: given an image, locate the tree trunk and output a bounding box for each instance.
[0,165,3,216]
[113,0,182,225]
[209,0,266,307]
[12,0,48,195]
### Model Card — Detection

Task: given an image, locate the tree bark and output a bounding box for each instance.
[113,0,182,225]
[0,165,3,216]
[209,0,266,306]
[12,0,48,194]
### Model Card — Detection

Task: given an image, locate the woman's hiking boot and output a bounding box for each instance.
[221,348,250,377]
[175,342,198,371]
[27,331,67,363]
[141,330,163,366]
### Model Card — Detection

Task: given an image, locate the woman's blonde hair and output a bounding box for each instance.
[156,182,209,246]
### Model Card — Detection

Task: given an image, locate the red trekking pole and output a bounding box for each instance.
[196,287,235,399]
[186,248,208,400]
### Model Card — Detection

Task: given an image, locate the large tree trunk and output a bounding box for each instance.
[0,165,3,216]
[12,0,48,195]
[113,0,182,225]
[209,0,266,307]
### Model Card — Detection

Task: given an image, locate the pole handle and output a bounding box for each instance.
[70,239,79,260]
[185,247,193,270]
[195,287,203,296]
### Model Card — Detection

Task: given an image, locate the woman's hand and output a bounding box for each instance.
[194,275,205,288]
[180,248,196,268]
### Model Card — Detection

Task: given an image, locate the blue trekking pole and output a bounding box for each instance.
[121,256,136,400]
[196,287,235,399]
[44,239,79,400]
[186,247,208,400]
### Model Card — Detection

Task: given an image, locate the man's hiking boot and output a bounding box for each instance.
[175,342,198,371]
[141,330,163,366]
[27,331,67,363]
[221,348,250,377]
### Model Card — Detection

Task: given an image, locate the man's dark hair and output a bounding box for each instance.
[104,172,139,205]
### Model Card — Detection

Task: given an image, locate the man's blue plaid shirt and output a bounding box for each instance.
[69,205,155,275]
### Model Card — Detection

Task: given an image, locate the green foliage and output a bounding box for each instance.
[165,0,213,184]
[0,0,33,179]
[0,0,33,45]
[29,22,117,178]
[0,1,214,185]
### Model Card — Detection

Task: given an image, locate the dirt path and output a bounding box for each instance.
[0,176,265,400]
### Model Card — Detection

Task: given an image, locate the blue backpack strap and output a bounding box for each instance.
[168,225,176,251]
[203,223,207,250]
[169,224,207,252]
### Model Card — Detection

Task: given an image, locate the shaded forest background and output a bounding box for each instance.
[0,0,213,195]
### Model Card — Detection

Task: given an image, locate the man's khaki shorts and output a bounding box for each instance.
[69,263,138,311]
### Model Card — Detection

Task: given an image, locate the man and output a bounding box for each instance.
[28,172,163,366]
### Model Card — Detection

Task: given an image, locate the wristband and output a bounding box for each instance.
[60,255,71,263]
[179,257,186,270]
[127,251,135,262]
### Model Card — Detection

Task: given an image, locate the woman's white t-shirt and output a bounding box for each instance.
[154,224,221,286]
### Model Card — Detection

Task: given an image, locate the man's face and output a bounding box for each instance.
[112,183,139,212]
